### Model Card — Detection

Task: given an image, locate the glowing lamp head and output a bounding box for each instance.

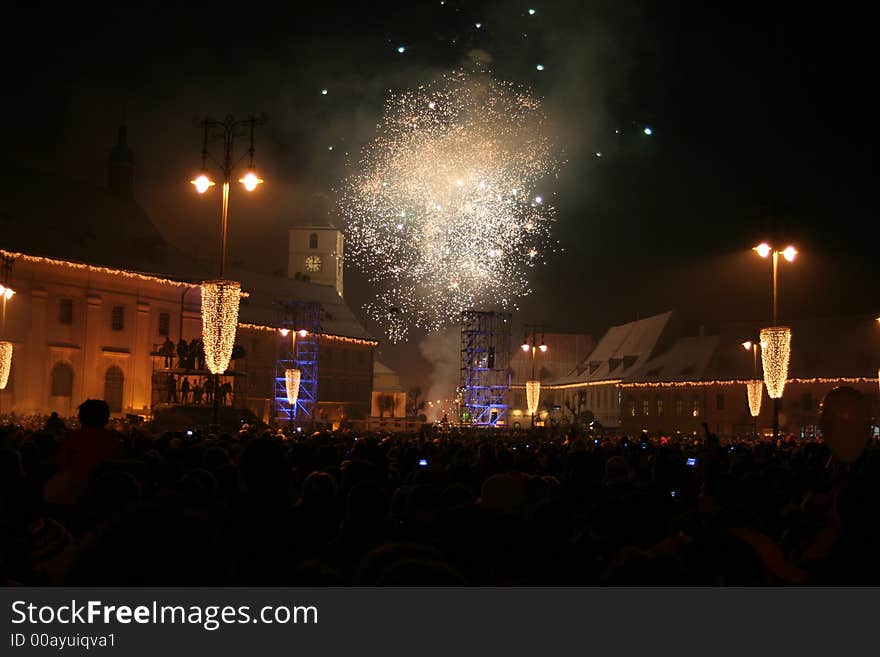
[239,171,263,192]
[3,288,13,300]
[279,328,290,337]
[521,343,530,352]
[538,343,548,352]
[782,245,797,262]
[298,329,308,338]
[754,242,772,258]
[191,174,215,194]
[742,341,752,351]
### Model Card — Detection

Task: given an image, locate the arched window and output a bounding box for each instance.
[51,362,74,397]
[309,233,318,249]
[104,365,124,413]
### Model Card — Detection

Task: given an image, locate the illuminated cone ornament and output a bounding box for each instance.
[760,326,791,399]
[526,380,541,416]
[0,341,12,390]
[201,280,241,375]
[746,379,763,417]
[285,368,301,406]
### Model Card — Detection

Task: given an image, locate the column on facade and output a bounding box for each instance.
[82,293,103,401]
[26,288,48,413]
[131,300,150,411]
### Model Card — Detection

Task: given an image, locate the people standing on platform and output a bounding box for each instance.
[205,377,214,405]
[192,382,203,405]
[180,377,191,404]
[220,380,232,406]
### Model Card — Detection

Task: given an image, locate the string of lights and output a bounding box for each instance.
[760,326,792,399]
[0,341,12,390]
[201,280,241,375]
[746,380,763,417]
[238,322,379,346]
[525,379,541,416]
[284,368,301,406]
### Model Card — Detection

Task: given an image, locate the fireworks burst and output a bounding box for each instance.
[339,70,561,342]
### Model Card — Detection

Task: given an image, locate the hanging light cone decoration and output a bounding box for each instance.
[746,379,763,417]
[285,368,301,406]
[201,280,241,375]
[526,380,541,416]
[759,326,791,399]
[0,341,12,390]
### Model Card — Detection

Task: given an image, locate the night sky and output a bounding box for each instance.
[3,2,878,388]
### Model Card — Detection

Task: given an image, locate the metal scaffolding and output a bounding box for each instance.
[460,310,511,427]
[274,301,322,424]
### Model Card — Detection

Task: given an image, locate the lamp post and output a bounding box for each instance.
[742,340,765,438]
[521,324,548,427]
[192,115,265,426]
[753,242,797,441]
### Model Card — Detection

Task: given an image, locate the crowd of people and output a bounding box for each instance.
[1,391,879,586]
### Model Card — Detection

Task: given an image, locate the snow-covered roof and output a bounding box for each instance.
[625,334,719,382]
[550,311,674,385]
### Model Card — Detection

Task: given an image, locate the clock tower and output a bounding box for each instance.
[288,221,344,297]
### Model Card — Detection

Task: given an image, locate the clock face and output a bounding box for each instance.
[305,255,323,272]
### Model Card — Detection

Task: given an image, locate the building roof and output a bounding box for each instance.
[233,266,375,341]
[549,311,675,385]
[625,335,720,382]
[620,314,879,385]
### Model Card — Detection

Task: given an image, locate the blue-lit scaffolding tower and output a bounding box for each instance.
[274,301,322,424]
[460,310,511,427]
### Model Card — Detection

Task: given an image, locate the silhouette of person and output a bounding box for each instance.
[192,382,203,405]
[162,337,175,368]
[181,377,191,404]
[177,338,188,369]
[205,377,214,405]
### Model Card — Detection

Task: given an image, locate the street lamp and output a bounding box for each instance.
[521,324,548,427]
[742,340,765,436]
[753,242,797,440]
[193,114,265,425]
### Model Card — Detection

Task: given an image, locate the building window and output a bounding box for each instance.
[104,365,124,413]
[692,398,701,418]
[59,299,73,325]
[158,312,170,336]
[51,362,74,397]
[675,398,683,416]
[642,398,650,416]
[309,233,318,249]
[111,305,124,331]
[627,397,636,417]
[656,397,664,416]
[716,393,725,410]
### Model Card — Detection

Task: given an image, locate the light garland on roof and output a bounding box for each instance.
[526,380,541,416]
[511,379,622,391]
[0,341,11,389]
[285,368,301,406]
[760,326,791,399]
[201,280,241,374]
[237,322,379,346]
[619,377,876,388]
[0,249,200,289]
[746,379,763,417]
